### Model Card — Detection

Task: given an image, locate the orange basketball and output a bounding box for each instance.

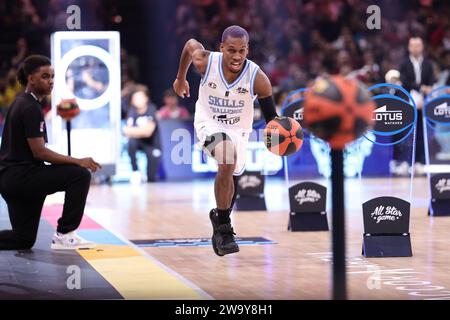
[303,75,375,150]
[264,116,304,156]
[57,98,80,121]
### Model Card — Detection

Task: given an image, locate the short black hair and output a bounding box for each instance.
[221,25,249,43]
[17,55,51,86]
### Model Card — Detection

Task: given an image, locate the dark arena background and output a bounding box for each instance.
[1,0,450,315]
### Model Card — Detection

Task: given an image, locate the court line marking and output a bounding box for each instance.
[41,197,213,300]
[307,252,450,299]
[82,209,213,300]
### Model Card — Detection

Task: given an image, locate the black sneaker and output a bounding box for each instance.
[209,209,240,256]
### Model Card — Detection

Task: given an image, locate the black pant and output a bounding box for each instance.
[0,164,91,250]
[127,139,161,182]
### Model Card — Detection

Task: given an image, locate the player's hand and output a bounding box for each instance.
[77,157,102,172]
[173,78,190,98]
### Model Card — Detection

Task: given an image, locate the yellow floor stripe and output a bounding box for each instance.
[43,195,206,299]
[78,245,204,300]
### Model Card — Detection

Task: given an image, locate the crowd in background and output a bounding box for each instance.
[176,0,450,108]
[2,0,450,119]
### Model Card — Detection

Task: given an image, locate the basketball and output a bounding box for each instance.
[264,116,304,156]
[57,98,80,121]
[303,75,376,150]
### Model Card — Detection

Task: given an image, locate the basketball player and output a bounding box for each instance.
[173,26,279,256]
[0,55,101,250]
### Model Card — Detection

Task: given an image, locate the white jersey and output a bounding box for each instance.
[194,52,260,133]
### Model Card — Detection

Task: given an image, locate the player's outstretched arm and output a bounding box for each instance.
[173,39,210,98]
[254,69,279,123]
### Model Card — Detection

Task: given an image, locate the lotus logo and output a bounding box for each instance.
[365,83,417,146]
[293,108,304,121]
[294,189,320,205]
[434,102,450,118]
[213,114,240,125]
[239,176,261,189]
[424,98,450,125]
[373,105,402,123]
[369,100,415,139]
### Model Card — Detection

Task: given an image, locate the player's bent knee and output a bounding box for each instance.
[77,167,92,182]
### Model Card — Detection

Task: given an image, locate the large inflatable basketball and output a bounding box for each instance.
[303,75,375,150]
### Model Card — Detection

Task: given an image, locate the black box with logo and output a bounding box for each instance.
[428,173,450,216]
[235,171,267,211]
[362,196,412,257]
[287,182,329,231]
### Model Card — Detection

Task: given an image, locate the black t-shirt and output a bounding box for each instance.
[0,92,48,170]
[126,104,160,147]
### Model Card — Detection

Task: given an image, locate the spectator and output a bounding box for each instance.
[287,40,308,68]
[45,0,70,31]
[157,89,190,120]
[437,50,450,87]
[399,36,436,174]
[400,37,435,96]
[4,69,23,108]
[120,70,137,120]
[121,48,140,84]
[11,37,29,68]
[123,85,161,184]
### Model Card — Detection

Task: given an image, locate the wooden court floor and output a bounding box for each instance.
[84,176,450,300]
